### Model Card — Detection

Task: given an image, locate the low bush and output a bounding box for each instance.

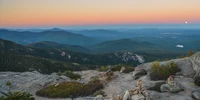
[36,79,103,98]
[82,79,104,96]
[0,91,34,100]
[149,61,180,80]
[96,66,109,72]
[111,65,122,71]
[57,72,62,76]
[64,70,81,80]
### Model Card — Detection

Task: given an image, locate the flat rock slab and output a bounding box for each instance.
[0,71,70,96]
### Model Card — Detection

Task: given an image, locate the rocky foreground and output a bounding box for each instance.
[0,52,200,100]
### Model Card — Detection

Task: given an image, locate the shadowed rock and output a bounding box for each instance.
[132,68,147,80]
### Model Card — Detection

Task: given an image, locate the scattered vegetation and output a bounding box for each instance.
[187,50,194,57]
[178,50,195,58]
[149,61,180,80]
[93,90,106,97]
[96,64,133,72]
[97,66,109,72]
[36,79,103,98]
[64,70,81,80]
[6,81,11,92]
[57,71,62,76]
[0,53,96,74]
[0,81,34,100]
[0,91,35,100]
[111,65,123,71]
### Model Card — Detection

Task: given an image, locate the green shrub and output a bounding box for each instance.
[82,79,104,96]
[111,64,133,72]
[36,80,103,98]
[111,65,122,71]
[6,81,11,92]
[187,50,194,57]
[149,61,180,80]
[178,50,194,58]
[0,91,34,100]
[57,72,62,76]
[97,66,109,72]
[64,70,81,80]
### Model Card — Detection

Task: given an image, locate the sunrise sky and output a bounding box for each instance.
[0,0,200,28]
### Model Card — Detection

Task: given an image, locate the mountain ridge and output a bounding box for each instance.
[0,29,98,45]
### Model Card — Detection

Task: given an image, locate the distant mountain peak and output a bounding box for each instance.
[49,28,64,31]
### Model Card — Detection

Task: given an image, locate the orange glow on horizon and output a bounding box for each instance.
[0,0,200,28]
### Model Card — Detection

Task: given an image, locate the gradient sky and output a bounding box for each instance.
[0,0,200,28]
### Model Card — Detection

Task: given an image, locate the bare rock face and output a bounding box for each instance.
[190,52,200,77]
[140,76,165,92]
[192,89,200,100]
[0,71,70,95]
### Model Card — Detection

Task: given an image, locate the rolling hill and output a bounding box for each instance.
[0,28,98,46]
[89,39,156,53]
[0,38,186,73]
[26,41,91,53]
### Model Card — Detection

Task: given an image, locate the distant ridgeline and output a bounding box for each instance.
[0,38,184,74]
[0,38,141,74]
[1,28,198,74]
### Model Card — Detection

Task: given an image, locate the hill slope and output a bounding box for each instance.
[26,41,91,53]
[0,52,200,100]
[0,29,97,45]
[89,39,158,53]
[0,38,146,67]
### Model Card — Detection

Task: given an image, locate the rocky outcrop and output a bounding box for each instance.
[137,52,200,78]
[0,71,70,96]
[140,76,165,92]
[190,51,200,77]
[90,69,117,84]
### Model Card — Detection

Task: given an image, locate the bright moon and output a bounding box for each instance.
[185,21,188,24]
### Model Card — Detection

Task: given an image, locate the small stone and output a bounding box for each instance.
[131,94,145,100]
